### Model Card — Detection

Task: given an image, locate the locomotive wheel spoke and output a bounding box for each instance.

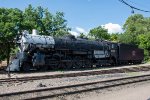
[65,61,73,69]
[65,56,73,69]
[48,58,58,70]
[74,62,82,69]
[72,56,83,69]
[84,61,92,68]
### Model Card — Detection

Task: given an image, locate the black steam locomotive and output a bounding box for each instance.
[7,30,144,71]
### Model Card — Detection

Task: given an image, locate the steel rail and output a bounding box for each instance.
[0,74,150,100]
[0,66,150,83]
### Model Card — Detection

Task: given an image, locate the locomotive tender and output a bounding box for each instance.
[7,30,144,71]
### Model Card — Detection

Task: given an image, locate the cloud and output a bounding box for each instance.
[69,23,122,37]
[69,31,79,36]
[76,27,87,33]
[102,23,123,33]
[69,27,88,37]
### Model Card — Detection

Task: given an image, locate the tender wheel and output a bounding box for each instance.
[84,61,92,68]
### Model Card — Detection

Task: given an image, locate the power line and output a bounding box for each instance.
[126,0,149,9]
[119,0,150,13]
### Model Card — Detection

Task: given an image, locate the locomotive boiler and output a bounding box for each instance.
[7,30,144,71]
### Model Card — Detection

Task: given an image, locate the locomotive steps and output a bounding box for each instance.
[0,63,150,83]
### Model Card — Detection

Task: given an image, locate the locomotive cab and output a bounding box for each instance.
[109,43,119,65]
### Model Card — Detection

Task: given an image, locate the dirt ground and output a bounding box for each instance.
[1,64,150,100]
[79,81,150,100]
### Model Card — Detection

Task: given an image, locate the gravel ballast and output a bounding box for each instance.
[1,63,150,79]
[1,71,150,94]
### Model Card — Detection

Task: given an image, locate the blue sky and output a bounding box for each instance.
[0,0,150,36]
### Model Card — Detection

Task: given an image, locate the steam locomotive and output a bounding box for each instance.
[7,30,144,71]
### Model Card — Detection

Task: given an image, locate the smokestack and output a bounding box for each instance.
[32,29,39,35]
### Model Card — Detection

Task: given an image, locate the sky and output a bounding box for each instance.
[0,0,150,36]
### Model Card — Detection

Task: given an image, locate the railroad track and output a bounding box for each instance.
[0,66,150,83]
[0,74,150,100]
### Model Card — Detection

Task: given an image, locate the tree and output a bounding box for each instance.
[89,26,110,40]
[50,12,70,37]
[121,14,146,45]
[118,33,136,44]
[137,33,150,61]
[0,5,70,63]
[0,8,23,64]
[120,14,150,61]
[22,5,70,37]
[78,33,87,38]
[109,33,119,42]
[22,4,39,32]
